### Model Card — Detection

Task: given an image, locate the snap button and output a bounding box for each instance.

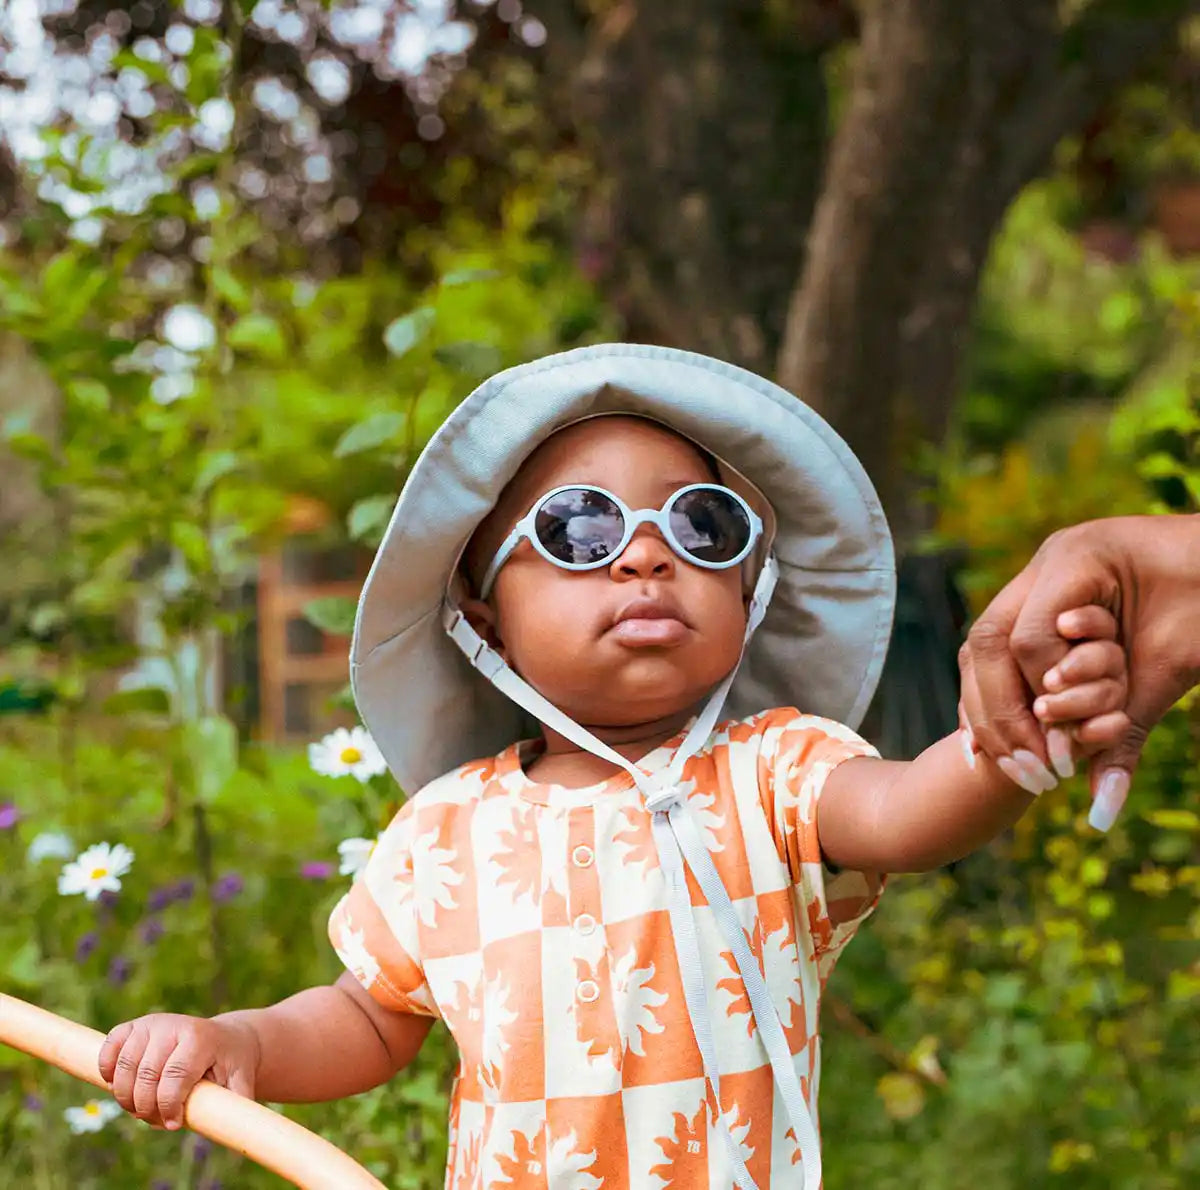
[576,979,600,1003]
[572,845,594,868]
[574,913,597,937]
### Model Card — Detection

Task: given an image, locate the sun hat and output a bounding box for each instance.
[351,342,895,796]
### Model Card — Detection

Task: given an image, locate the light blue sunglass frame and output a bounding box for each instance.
[480,483,763,598]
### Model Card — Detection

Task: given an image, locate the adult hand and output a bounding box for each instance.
[959,515,1200,830]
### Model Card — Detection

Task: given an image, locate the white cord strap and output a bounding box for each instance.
[444,556,821,1188]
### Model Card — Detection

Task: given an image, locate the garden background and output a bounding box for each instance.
[0,1,1198,1187]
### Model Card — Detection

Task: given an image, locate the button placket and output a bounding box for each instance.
[565,809,605,1005]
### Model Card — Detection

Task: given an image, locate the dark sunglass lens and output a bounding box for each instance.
[669,488,751,564]
[534,489,625,565]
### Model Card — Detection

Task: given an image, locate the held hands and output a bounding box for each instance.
[959,606,1132,826]
[98,1013,260,1130]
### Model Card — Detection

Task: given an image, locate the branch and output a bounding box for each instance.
[825,993,948,1087]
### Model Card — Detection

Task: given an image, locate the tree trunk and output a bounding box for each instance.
[777,0,1192,543]
[531,0,855,372]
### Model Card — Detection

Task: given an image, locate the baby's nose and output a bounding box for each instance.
[611,526,675,579]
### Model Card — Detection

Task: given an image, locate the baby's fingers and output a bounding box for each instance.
[1042,638,1126,694]
[98,1021,135,1084]
[1057,606,1119,642]
[1075,710,1135,753]
[131,1032,185,1126]
[156,1033,212,1130]
[1035,678,1126,724]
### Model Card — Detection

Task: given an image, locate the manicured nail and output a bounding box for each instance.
[1012,749,1058,793]
[1045,728,1075,780]
[1088,770,1130,833]
[997,755,1045,796]
[960,727,977,771]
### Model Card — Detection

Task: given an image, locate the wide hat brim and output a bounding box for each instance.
[351,343,895,795]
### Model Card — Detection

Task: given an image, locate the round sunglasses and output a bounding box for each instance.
[480,483,762,597]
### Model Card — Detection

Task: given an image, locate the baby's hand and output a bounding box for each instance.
[1031,604,1131,772]
[960,605,1130,792]
[98,1013,260,1130]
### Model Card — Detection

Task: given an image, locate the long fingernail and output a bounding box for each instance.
[1088,770,1130,833]
[997,755,1045,796]
[960,727,977,771]
[1045,728,1076,780]
[1013,749,1058,793]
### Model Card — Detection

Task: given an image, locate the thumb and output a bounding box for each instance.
[224,1063,256,1101]
[1086,720,1149,832]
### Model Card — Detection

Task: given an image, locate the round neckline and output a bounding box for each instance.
[496,719,695,808]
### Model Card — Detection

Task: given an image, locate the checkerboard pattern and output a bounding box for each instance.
[329,709,883,1188]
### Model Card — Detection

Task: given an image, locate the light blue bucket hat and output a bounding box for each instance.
[350,342,895,796]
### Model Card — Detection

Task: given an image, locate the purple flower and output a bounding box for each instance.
[200,1181,223,1190]
[211,872,244,903]
[300,861,333,881]
[152,1181,173,1190]
[138,917,165,945]
[147,886,173,913]
[22,1094,43,1113]
[171,877,196,903]
[193,1136,212,1164]
[0,802,19,830]
[107,956,132,986]
[75,931,99,962]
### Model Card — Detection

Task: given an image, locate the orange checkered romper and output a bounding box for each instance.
[328,708,884,1188]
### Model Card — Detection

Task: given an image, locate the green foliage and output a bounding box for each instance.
[0,717,457,1189]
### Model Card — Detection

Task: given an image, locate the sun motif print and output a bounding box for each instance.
[328,708,884,1188]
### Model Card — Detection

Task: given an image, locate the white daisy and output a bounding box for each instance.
[64,1098,123,1134]
[337,836,377,878]
[27,831,75,863]
[308,726,387,783]
[57,843,134,901]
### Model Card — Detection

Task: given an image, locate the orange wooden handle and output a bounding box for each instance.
[0,993,387,1190]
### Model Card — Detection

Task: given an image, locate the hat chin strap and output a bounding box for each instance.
[444,553,821,1190]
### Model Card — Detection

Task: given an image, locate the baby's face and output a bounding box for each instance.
[463,417,749,729]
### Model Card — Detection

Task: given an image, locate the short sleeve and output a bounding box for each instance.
[328,800,440,1017]
[761,709,885,983]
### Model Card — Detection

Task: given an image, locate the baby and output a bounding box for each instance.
[98,347,1128,1189]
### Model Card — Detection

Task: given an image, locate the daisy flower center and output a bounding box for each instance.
[339,746,363,765]
[84,1103,101,1116]
[89,866,109,880]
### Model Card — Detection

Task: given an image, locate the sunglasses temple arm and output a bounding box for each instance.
[480,525,524,598]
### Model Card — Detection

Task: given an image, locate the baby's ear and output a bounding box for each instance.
[460,597,508,661]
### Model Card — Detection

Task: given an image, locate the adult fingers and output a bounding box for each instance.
[1086,722,1148,833]
[964,564,1060,765]
[1006,535,1118,698]
[960,646,1056,793]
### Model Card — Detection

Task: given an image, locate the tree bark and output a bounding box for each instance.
[530,0,855,372]
[777,0,1193,542]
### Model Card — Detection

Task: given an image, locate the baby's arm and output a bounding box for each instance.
[98,974,432,1129]
[817,609,1128,873]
